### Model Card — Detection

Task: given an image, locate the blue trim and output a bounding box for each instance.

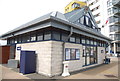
[7,39,105,48]
[65,57,80,60]
[82,44,97,47]
[82,63,97,67]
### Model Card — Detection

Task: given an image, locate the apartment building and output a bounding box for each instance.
[86,0,109,37]
[86,0,120,56]
[65,0,87,13]
[107,0,120,56]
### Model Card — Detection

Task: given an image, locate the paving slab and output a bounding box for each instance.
[0,64,2,81]
[64,57,119,79]
[0,57,119,80]
[1,64,30,79]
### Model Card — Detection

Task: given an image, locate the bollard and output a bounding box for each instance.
[62,61,70,77]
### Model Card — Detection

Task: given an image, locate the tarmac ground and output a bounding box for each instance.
[0,57,119,80]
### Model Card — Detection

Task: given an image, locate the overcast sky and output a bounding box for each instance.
[0,0,86,45]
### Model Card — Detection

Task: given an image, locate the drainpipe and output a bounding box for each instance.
[62,27,73,61]
[61,27,73,76]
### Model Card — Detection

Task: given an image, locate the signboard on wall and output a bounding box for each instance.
[17,47,21,51]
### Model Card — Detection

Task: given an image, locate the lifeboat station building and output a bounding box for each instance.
[0,6,111,77]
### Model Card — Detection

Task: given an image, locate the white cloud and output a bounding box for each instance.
[0,0,71,35]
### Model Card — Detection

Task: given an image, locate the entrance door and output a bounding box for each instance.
[83,46,87,66]
[90,47,94,64]
[86,46,90,65]
[83,46,97,66]
[83,46,90,66]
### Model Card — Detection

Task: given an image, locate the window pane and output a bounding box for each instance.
[76,49,80,59]
[76,37,80,43]
[94,41,97,45]
[7,39,10,44]
[86,39,89,44]
[10,38,14,44]
[80,16,84,24]
[86,16,89,25]
[62,33,68,41]
[52,31,60,40]
[17,36,21,43]
[98,41,100,46]
[118,43,120,47]
[70,37,75,42]
[44,31,51,40]
[65,48,71,60]
[22,34,30,43]
[37,33,43,41]
[31,36,36,41]
[90,47,94,56]
[31,34,36,41]
[93,47,97,63]
[83,46,86,57]
[82,38,85,44]
[86,46,90,56]
[91,40,93,45]
[15,37,17,43]
[70,49,76,60]
[72,3,80,8]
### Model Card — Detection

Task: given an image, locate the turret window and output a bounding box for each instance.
[72,3,80,8]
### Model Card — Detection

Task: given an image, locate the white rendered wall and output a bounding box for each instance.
[15,41,52,76]
[97,47,106,64]
[15,41,106,76]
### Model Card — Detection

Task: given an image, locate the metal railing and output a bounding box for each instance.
[110,25,120,32]
[112,0,120,6]
[109,17,120,23]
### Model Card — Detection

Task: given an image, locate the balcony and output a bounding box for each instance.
[108,7,120,16]
[110,33,120,41]
[110,25,120,33]
[109,16,120,24]
[112,0,120,7]
[113,8,120,15]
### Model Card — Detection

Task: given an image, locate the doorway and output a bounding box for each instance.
[9,44,16,59]
[83,45,97,66]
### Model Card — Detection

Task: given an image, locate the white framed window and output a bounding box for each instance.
[65,48,80,60]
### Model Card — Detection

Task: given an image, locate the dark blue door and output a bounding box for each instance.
[20,51,36,74]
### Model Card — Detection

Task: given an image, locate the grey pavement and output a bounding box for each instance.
[65,57,119,79]
[1,64,29,79]
[0,64,2,81]
[0,57,119,80]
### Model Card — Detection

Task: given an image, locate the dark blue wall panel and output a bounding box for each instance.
[20,51,36,74]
